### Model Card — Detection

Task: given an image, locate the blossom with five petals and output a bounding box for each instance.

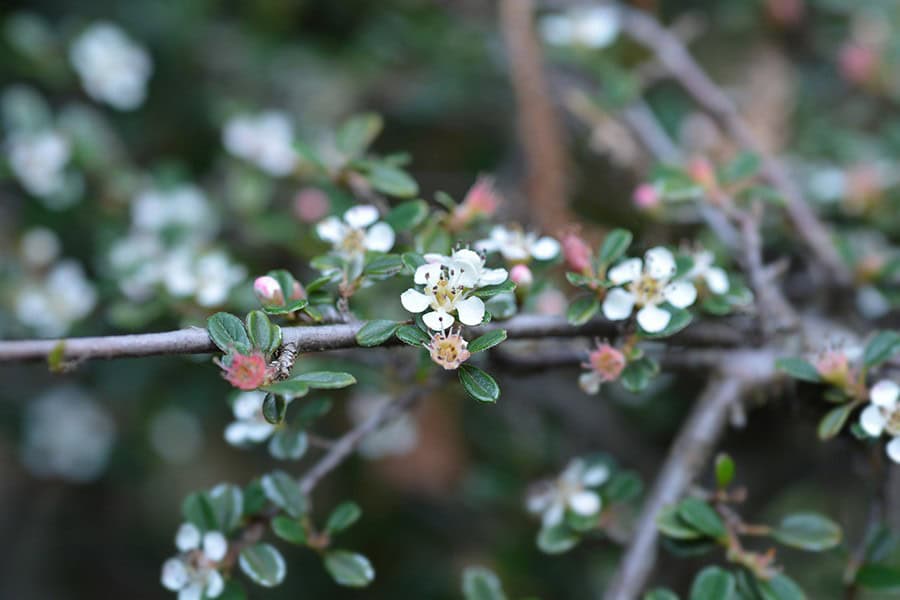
[316,205,394,258]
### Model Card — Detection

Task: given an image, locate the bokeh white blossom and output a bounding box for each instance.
[69,22,152,110]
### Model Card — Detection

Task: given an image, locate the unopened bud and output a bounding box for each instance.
[562,232,593,274]
[253,276,284,306]
[632,183,660,210]
[510,264,533,288]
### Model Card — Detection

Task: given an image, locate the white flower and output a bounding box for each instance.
[20,386,116,483]
[6,129,70,198]
[316,205,395,257]
[224,391,277,446]
[223,111,298,176]
[20,227,61,268]
[160,247,245,307]
[539,5,621,49]
[15,260,97,337]
[475,225,560,263]
[527,458,610,528]
[161,523,227,600]
[70,22,152,110]
[687,249,730,295]
[132,185,213,233]
[400,249,507,331]
[601,247,697,333]
[859,380,900,463]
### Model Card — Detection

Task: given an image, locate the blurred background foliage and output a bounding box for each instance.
[1,0,900,598]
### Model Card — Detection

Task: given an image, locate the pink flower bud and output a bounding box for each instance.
[632,183,660,210]
[254,276,284,306]
[562,232,592,274]
[510,264,533,288]
[220,351,270,390]
[450,176,501,229]
[290,281,306,301]
[293,187,330,223]
[839,43,878,85]
[688,157,717,190]
[815,350,849,386]
[588,343,626,382]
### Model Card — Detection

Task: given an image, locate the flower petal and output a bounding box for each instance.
[175,523,201,551]
[315,216,345,244]
[414,263,443,285]
[178,583,204,600]
[568,490,601,516]
[542,501,565,528]
[364,222,395,252]
[203,531,228,562]
[531,236,561,260]
[662,280,697,309]
[581,465,610,487]
[871,380,899,409]
[887,437,900,464]
[579,371,601,394]
[344,204,379,228]
[704,267,730,295]
[233,392,263,420]
[608,258,641,284]
[401,289,431,313]
[456,296,485,326]
[423,310,454,331]
[161,558,189,591]
[601,288,635,321]
[479,268,508,286]
[644,246,676,279]
[860,404,887,436]
[205,570,225,598]
[224,422,251,446]
[637,303,671,333]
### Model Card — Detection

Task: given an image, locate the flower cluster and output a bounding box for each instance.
[69,22,152,110]
[15,257,97,337]
[161,523,228,600]
[6,129,71,200]
[860,380,900,463]
[224,391,278,446]
[603,247,697,333]
[476,225,559,264]
[401,248,507,331]
[527,458,610,528]
[223,110,298,176]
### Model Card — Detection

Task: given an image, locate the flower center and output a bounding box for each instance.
[629,274,663,306]
[340,228,366,254]
[884,407,900,436]
[429,277,462,311]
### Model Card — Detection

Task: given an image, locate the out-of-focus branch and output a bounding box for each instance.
[0,314,751,364]
[603,376,750,600]
[618,6,852,286]
[498,0,571,231]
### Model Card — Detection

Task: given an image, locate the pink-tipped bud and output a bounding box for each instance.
[815,350,849,387]
[293,187,330,223]
[290,281,306,301]
[632,183,660,210]
[254,276,284,306]
[426,329,471,371]
[562,232,593,274]
[221,352,270,390]
[688,157,717,190]
[510,264,533,288]
[450,176,501,229]
[588,343,626,382]
[839,43,878,85]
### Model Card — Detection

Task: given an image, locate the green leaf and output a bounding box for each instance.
[363,254,404,279]
[396,324,431,346]
[216,580,248,600]
[291,371,356,389]
[356,320,401,347]
[639,307,693,339]
[271,515,307,545]
[386,200,429,231]
[462,566,508,600]
[717,151,760,185]
[325,501,362,534]
[644,588,680,600]
[715,453,735,489]
[367,163,418,198]
[268,428,308,461]
[536,523,579,554]
[598,229,633,265]
[775,357,822,383]
[677,497,726,540]
[863,331,900,368]
[401,251,426,273]
[262,297,309,315]
[620,357,660,393]
[459,365,500,403]
[471,280,515,299]
[242,480,267,516]
[239,543,286,588]
[208,312,250,353]
[604,470,643,503]
[182,492,217,531]
[208,483,244,533]
[856,564,900,591]
[817,404,853,440]
[261,380,310,398]
[245,310,281,355]
[567,295,600,326]
[755,573,805,600]
[656,505,702,540]
[468,330,507,353]
[297,397,333,426]
[689,567,735,600]
[261,393,286,425]
[336,113,382,158]
[772,513,842,551]
[261,471,307,518]
[324,550,375,587]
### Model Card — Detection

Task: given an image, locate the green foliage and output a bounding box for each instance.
[325,501,362,535]
[689,566,735,600]
[775,358,822,383]
[771,513,842,551]
[356,320,401,347]
[324,550,375,587]
[467,329,507,353]
[459,364,500,403]
[239,543,287,587]
[566,294,600,326]
[462,567,507,600]
[271,516,307,545]
[597,229,633,266]
[715,453,735,489]
[863,331,900,368]
[208,312,251,354]
[261,471,307,519]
